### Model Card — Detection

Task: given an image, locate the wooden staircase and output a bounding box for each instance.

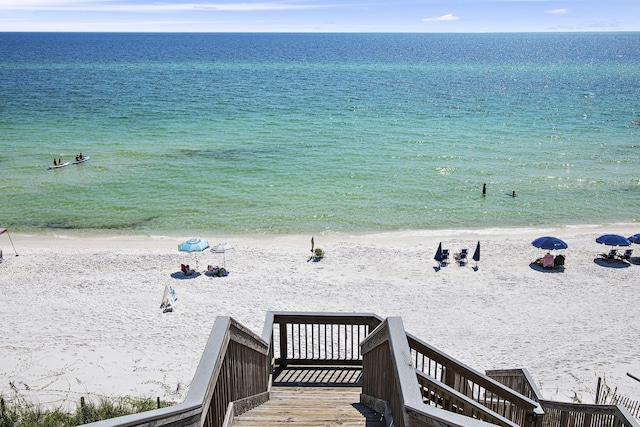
[231,386,386,426]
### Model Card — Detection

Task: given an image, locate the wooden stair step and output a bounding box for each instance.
[232,387,386,427]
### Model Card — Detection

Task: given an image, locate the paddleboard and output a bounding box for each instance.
[72,156,90,164]
[48,162,70,170]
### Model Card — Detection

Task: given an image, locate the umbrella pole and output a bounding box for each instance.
[7,230,18,256]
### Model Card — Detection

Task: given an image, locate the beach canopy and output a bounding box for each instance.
[531,236,568,251]
[595,234,631,247]
[0,227,18,256]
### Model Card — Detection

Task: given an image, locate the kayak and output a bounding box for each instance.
[72,156,90,164]
[48,162,70,170]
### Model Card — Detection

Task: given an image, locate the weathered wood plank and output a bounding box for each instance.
[232,387,385,427]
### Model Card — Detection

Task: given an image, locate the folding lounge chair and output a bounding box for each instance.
[600,249,617,261]
[441,249,449,264]
[455,249,468,265]
[617,249,632,261]
[554,254,565,268]
[542,254,555,269]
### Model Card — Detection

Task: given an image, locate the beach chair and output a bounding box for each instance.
[554,254,565,268]
[441,249,449,264]
[455,249,468,265]
[542,253,554,269]
[181,263,195,276]
[207,265,228,277]
[312,248,325,262]
[617,249,632,261]
[600,249,617,261]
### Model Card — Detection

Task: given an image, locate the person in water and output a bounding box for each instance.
[511,190,517,197]
[482,183,487,196]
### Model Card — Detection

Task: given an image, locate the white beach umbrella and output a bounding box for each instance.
[211,242,234,268]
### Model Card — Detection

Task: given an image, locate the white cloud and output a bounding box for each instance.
[422,13,459,22]
[546,9,569,15]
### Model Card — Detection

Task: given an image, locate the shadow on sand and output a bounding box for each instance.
[529,263,565,273]
[593,258,631,269]
[170,271,202,279]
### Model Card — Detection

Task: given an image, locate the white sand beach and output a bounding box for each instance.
[1,224,639,410]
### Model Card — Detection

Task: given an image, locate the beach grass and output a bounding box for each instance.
[0,395,175,426]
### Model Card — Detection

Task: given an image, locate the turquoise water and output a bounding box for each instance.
[1,33,639,235]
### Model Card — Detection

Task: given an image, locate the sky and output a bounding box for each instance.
[1,0,639,33]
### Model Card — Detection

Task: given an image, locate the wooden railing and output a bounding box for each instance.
[80,312,634,427]
[80,316,270,427]
[487,369,640,427]
[416,370,520,427]
[265,311,383,366]
[409,335,544,427]
[361,317,529,427]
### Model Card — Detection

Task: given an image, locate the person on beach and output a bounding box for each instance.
[482,183,486,196]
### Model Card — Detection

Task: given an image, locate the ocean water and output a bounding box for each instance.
[1,32,639,235]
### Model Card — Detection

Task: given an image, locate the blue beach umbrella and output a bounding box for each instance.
[595,234,631,247]
[434,242,443,263]
[178,237,210,268]
[178,237,210,252]
[472,241,480,262]
[628,234,640,244]
[531,236,568,251]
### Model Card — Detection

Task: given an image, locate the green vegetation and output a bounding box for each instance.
[0,395,174,427]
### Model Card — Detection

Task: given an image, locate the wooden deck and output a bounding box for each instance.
[231,386,386,427]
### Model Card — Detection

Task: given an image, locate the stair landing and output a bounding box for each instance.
[231,386,386,426]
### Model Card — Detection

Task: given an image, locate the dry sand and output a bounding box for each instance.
[1,224,639,409]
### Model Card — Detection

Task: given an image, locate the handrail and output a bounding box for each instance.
[487,369,640,427]
[268,311,383,366]
[539,400,640,427]
[416,370,519,427]
[408,334,543,426]
[486,368,544,402]
[361,317,504,427]
[80,316,270,427]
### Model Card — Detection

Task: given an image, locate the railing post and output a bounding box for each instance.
[526,409,543,427]
[278,320,288,366]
